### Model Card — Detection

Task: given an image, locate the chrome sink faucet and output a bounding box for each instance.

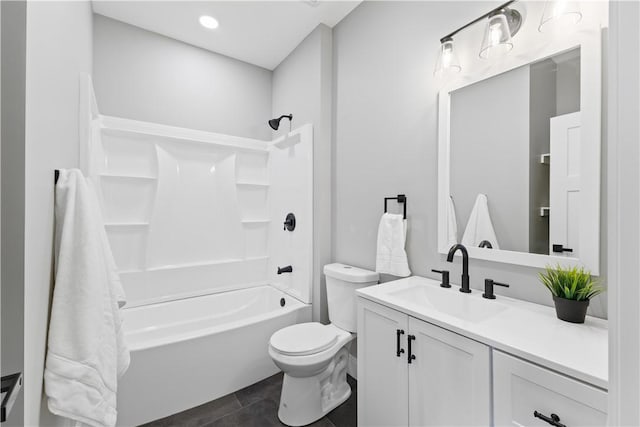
[446,244,471,293]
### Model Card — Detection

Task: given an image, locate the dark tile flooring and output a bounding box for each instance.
[142,373,357,427]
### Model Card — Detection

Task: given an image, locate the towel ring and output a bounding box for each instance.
[384,194,407,219]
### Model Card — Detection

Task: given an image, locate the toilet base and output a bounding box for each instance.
[277,347,351,426]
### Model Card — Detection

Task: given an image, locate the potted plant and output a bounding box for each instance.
[539,264,604,324]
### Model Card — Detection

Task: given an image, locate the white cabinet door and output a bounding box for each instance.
[493,350,607,426]
[407,317,491,427]
[357,298,409,427]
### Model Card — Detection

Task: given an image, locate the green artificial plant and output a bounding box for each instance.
[539,264,604,301]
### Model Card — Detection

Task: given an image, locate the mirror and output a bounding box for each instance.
[451,48,580,256]
[438,37,601,274]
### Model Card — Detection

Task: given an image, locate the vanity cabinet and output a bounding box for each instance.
[357,298,491,427]
[493,351,607,426]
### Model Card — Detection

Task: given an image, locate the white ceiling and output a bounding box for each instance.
[92,1,361,70]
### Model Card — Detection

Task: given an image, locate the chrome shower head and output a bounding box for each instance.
[269,114,293,130]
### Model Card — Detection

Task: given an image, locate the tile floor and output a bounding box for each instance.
[142,373,357,427]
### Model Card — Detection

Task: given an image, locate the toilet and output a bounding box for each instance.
[268,263,379,426]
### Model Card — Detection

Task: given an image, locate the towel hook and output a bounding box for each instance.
[384,194,407,219]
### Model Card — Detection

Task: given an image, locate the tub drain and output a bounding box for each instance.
[280,298,286,307]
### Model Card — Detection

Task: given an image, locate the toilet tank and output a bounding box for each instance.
[324,263,379,332]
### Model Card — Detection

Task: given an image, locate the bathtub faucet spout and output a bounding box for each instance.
[277,265,293,275]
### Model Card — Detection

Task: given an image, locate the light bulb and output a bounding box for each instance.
[479,12,513,59]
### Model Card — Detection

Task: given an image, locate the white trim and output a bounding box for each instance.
[438,34,602,274]
[607,1,640,425]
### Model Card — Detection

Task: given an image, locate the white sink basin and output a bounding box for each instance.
[385,280,509,323]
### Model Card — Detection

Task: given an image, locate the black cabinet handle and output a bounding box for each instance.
[396,329,405,357]
[407,335,416,364]
[552,244,573,253]
[534,411,566,427]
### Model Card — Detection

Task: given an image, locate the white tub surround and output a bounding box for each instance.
[83,114,314,306]
[117,286,311,426]
[75,76,315,423]
[356,277,607,426]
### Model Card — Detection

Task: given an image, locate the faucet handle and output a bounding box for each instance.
[483,279,509,299]
[432,269,451,288]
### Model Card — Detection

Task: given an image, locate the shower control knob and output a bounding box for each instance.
[283,213,296,231]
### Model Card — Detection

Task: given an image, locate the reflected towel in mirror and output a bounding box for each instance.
[447,195,458,247]
[461,194,500,250]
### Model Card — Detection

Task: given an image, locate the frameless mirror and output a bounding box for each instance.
[438,37,601,274]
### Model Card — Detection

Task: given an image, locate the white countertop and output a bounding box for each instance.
[356,276,608,390]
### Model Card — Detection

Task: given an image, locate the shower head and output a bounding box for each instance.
[268,114,293,131]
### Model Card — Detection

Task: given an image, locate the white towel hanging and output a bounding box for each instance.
[461,194,500,249]
[375,213,411,277]
[45,169,129,427]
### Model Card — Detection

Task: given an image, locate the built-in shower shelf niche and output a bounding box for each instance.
[100,173,158,181]
[105,222,150,227]
[235,181,270,187]
[100,174,156,224]
[241,219,271,224]
[99,116,269,153]
[105,223,150,273]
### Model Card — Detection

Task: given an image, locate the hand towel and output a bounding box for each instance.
[447,196,458,248]
[45,169,130,427]
[375,213,411,277]
[461,194,500,249]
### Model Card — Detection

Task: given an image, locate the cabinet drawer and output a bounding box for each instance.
[493,350,607,427]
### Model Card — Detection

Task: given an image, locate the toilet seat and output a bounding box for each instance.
[270,322,339,356]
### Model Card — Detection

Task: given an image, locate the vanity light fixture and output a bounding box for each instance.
[436,0,523,72]
[199,15,219,30]
[434,37,462,77]
[538,0,582,32]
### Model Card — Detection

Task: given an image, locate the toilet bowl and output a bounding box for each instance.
[269,263,379,426]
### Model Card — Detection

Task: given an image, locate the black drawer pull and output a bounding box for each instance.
[396,329,405,357]
[534,411,566,427]
[407,334,416,364]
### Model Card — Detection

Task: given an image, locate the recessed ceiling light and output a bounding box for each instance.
[199,15,219,30]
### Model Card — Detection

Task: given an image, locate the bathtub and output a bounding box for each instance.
[116,285,311,426]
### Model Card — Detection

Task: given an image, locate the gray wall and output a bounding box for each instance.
[556,55,581,115]
[271,25,333,323]
[93,14,272,140]
[529,59,556,254]
[23,1,94,425]
[450,66,530,252]
[332,1,607,318]
[1,2,26,424]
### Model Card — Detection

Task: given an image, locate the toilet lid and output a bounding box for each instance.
[270,323,338,356]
